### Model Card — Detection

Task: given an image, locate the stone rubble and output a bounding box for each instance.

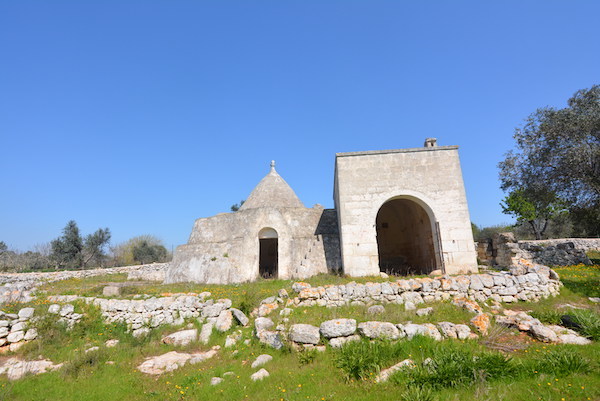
[0,358,63,380]
[495,310,591,345]
[137,347,218,375]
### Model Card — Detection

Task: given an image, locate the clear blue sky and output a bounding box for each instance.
[1,1,599,252]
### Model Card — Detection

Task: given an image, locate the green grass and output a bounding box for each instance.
[2,264,599,400]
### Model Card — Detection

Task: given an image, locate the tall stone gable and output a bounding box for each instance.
[334,140,478,276]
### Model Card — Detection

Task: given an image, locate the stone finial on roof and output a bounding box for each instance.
[239,161,304,210]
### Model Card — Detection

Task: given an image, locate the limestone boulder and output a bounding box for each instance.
[255,317,275,333]
[289,324,320,345]
[375,359,414,383]
[162,329,198,346]
[251,368,269,381]
[470,313,490,335]
[17,308,35,320]
[230,308,249,326]
[329,334,361,348]
[257,330,283,349]
[137,349,217,375]
[320,319,357,338]
[0,358,63,381]
[251,354,273,368]
[358,321,401,340]
[215,310,233,332]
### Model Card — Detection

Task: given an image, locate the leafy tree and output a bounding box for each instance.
[499,85,600,236]
[230,200,245,212]
[132,240,167,264]
[0,241,7,254]
[83,228,111,267]
[110,235,169,266]
[51,220,83,268]
[500,188,566,239]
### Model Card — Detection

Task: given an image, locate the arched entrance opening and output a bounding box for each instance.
[376,198,438,275]
[259,228,278,279]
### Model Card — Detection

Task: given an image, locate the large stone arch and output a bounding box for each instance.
[375,194,441,275]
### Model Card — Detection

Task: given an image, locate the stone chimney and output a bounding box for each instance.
[424,138,438,147]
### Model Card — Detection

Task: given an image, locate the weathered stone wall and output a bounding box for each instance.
[483,233,597,267]
[48,292,248,338]
[334,145,477,277]
[290,265,560,307]
[165,206,341,284]
[0,263,168,305]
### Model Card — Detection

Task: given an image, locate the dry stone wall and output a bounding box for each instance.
[48,292,248,338]
[0,263,169,305]
[289,265,561,307]
[480,233,598,267]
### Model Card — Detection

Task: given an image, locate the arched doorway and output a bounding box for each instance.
[259,228,278,279]
[375,198,438,275]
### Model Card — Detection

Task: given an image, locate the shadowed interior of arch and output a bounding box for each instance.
[376,198,438,275]
[259,228,278,279]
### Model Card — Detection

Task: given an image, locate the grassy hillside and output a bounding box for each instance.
[1,263,598,401]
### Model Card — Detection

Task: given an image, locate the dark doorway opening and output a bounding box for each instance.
[376,198,437,275]
[259,238,278,278]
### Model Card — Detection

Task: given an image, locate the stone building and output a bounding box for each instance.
[165,139,477,284]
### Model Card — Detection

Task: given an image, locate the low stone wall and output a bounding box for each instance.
[484,233,596,267]
[47,293,248,337]
[0,263,169,305]
[290,265,561,307]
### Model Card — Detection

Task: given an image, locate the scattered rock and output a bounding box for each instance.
[85,346,99,353]
[0,358,63,380]
[105,339,119,347]
[230,308,249,326]
[470,313,490,335]
[18,308,35,320]
[211,377,224,385]
[329,334,361,348]
[250,368,269,381]
[215,310,233,332]
[375,359,414,383]
[137,349,218,375]
[254,317,274,333]
[251,354,273,368]
[367,305,385,315]
[416,307,433,316]
[199,322,214,344]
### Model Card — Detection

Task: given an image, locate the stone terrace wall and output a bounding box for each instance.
[48,292,248,338]
[0,263,169,305]
[290,265,561,307]
[485,233,597,267]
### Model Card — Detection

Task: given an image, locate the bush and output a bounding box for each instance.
[62,347,109,378]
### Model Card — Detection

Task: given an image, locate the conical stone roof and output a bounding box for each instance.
[239,161,304,210]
